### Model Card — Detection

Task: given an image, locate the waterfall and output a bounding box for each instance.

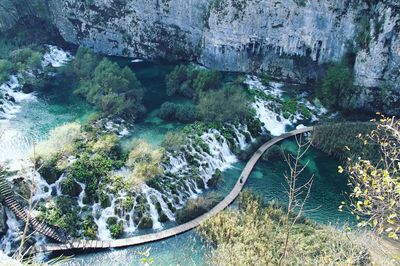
[75,180,86,209]
[0,210,21,255]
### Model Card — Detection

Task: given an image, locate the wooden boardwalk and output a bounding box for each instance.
[34,127,313,253]
[0,177,69,243]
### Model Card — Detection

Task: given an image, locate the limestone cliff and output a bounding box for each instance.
[0,0,399,112]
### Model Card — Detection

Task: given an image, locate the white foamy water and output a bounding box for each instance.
[0,46,76,253]
[42,45,73,68]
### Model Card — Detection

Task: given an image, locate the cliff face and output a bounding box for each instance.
[0,0,399,111]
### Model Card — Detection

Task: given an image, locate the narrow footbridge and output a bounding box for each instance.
[35,126,313,253]
[0,177,69,243]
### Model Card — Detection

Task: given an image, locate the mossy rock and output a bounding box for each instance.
[99,193,111,208]
[159,212,169,223]
[38,158,63,184]
[167,202,176,213]
[207,169,222,187]
[138,216,153,229]
[60,178,82,197]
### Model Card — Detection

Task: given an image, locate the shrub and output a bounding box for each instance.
[0,59,15,83]
[38,196,82,237]
[35,122,82,160]
[312,122,377,161]
[161,131,187,152]
[165,65,222,99]
[106,216,124,238]
[82,216,98,240]
[73,47,100,80]
[176,195,220,223]
[9,48,43,72]
[316,61,354,108]
[197,84,251,122]
[125,140,164,188]
[193,69,222,93]
[74,57,145,117]
[158,102,198,123]
[198,192,370,265]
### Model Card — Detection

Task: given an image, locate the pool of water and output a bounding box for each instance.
[0,55,353,265]
[58,138,352,266]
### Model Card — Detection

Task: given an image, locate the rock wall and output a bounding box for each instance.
[0,0,399,111]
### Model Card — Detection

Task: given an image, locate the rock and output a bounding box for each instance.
[60,178,82,197]
[0,0,398,112]
[138,216,153,229]
[21,83,34,94]
[207,169,222,187]
[4,94,15,103]
[0,205,7,236]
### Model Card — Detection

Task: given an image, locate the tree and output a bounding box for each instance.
[165,65,222,99]
[279,135,314,265]
[75,58,145,117]
[73,46,100,80]
[341,115,400,240]
[197,84,251,123]
[317,61,354,108]
[0,59,15,83]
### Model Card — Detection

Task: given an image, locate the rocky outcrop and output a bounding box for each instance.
[0,205,7,236]
[0,0,399,111]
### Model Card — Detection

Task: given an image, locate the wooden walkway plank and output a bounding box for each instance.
[34,127,313,253]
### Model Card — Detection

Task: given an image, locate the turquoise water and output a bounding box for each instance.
[2,58,352,265]
[60,138,352,266]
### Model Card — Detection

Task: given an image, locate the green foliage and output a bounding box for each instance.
[316,61,354,108]
[38,196,82,237]
[342,116,400,240]
[165,64,222,99]
[35,122,82,160]
[68,153,113,202]
[158,102,198,123]
[193,69,222,93]
[106,216,124,238]
[312,122,377,161]
[9,48,43,72]
[38,155,64,184]
[176,195,220,223]
[82,216,98,240]
[197,84,251,123]
[74,57,145,117]
[72,47,100,80]
[60,176,82,197]
[161,131,187,152]
[125,140,164,188]
[0,59,16,83]
[356,16,371,50]
[199,192,370,265]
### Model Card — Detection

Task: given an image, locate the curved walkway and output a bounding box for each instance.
[34,126,313,253]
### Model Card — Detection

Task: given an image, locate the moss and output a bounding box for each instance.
[207,169,222,187]
[38,155,63,184]
[60,177,82,197]
[38,196,82,237]
[82,216,98,240]
[138,216,153,229]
